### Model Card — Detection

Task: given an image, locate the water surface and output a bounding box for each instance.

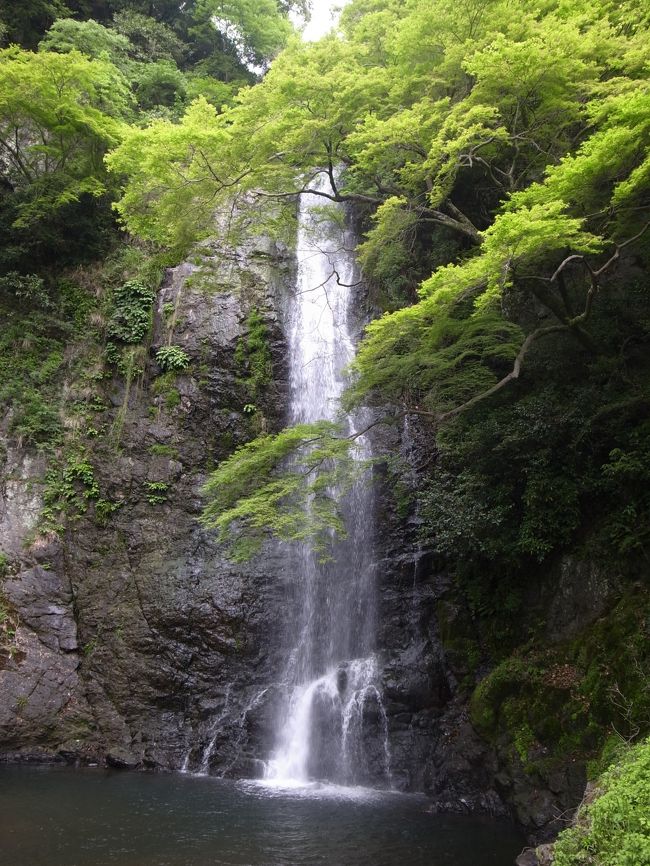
[0,766,524,866]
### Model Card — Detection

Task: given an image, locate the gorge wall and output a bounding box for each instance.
[0,223,645,848]
[0,230,296,775]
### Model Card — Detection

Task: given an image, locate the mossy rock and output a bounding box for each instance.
[470,587,650,772]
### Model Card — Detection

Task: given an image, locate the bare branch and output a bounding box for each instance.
[419,204,481,243]
[251,175,381,206]
[435,324,569,422]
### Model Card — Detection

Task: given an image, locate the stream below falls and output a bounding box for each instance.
[0,765,525,865]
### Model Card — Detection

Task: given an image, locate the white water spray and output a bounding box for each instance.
[265,174,390,787]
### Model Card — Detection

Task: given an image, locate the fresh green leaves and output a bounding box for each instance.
[178,0,650,557]
[200,422,364,561]
[155,345,190,372]
[0,47,129,229]
[553,739,650,866]
[106,97,231,248]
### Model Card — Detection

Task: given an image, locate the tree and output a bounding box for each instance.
[190,0,293,71]
[200,421,362,561]
[0,0,70,49]
[111,10,185,63]
[104,0,650,553]
[39,17,132,67]
[134,60,187,111]
[109,0,643,256]
[0,47,129,230]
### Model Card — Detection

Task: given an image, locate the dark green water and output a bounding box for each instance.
[0,765,524,865]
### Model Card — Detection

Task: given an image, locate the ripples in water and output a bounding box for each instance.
[0,765,524,866]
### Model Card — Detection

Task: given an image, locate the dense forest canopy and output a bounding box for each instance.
[0,0,309,271]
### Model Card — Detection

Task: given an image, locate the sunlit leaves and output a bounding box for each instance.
[346,300,523,414]
[0,47,129,228]
[105,0,650,428]
[106,97,231,248]
[40,17,132,67]
[200,421,364,560]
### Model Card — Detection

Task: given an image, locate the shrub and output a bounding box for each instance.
[553,738,650,866]
[0,271,49,307]
[155,345,189,372]
[144,481,169,505]
[106,280,155,345]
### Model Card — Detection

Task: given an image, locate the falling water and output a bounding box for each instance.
[265,174,390,787]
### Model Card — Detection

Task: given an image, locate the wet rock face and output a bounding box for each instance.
[0,449,95,759]
[371,496,503,809]
[366,417,610,839]
[0,232,295,771]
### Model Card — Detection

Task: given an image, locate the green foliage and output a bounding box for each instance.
[0,302,66,448]
[99,241,167,291]
[235,308,272,401]
[1,0,297,79]
[346,305,524,415]
[0,271,49,306]
[40,17,132,68]
[600,428,650,555]
[151,370,182,410]
[0,0,70,49]
[111,11,185,64]
[105,279,154,366]
[190,0,293,71]
[106,97,228,248]
[184,74,236,109]
[41,451,100,534]
[356,199,427,308]
[134,60,187,111]
[0,47,129,231]
[0,586,18,660]
[107,0,648,423]
[0,42,128,273]
[94,497,121,526]
[148,443,178,458]
[553,738,650,866]
[155,345,190,373]
[109,0,644,249]
[470,589,650,774]
[144,481,169,505]
[413,314,650,625]
[201,421,364,560]
[104,0,650,614]
[420,387,584,568]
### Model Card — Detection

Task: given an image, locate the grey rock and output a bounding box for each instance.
[516,850,540,866]
[106,747,142,770]
[4,566,77,652]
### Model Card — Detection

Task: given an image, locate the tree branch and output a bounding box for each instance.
[414,223,650,424]
[521,222,650,352]
[419,204,481,243]
[434,324,569,422]
[252,184,381,205]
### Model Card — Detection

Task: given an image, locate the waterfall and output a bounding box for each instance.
[265,174,390,787]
